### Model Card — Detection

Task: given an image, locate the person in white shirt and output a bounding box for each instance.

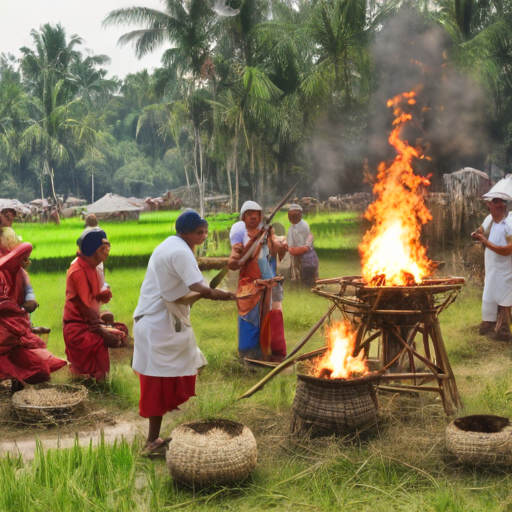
[133,210,235,455]
[286,204,319,287]
[472,193,512,341]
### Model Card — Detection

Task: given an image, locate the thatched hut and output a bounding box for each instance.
[85,193,141,221]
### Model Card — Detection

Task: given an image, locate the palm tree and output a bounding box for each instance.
[19,24,97,200]
[103,0,228,215]
[68,54,120,109]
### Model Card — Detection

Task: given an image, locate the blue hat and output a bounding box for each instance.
[77,228,108,257]
[175,210,208,234]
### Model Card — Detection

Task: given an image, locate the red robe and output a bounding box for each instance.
[63,255,114,380]
[0,243,66,384]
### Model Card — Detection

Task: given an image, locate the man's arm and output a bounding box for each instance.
[472,232,512,256]
[189,282,235,300]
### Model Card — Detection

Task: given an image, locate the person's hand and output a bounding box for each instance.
[213,289,236,301]
[471,232,486,244]
[95,289,112,303]
[22,300,39,313]
[97,326,126,348]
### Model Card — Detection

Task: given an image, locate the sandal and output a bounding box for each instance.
[140,437,171,458]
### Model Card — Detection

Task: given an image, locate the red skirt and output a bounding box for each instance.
[138,373,197,418]
[63,322,109,380]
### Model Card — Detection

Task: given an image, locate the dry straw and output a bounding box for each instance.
[11,384,87,424]
[167,419,257,486]
[446,414,512,466]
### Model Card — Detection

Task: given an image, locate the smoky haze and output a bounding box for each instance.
[312,6,490,198]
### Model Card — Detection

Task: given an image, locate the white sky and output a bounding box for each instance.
[0,0,166,78]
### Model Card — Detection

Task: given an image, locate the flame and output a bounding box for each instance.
[359,91,432,286]
[315,322,368,379]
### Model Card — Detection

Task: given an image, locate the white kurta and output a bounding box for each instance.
[481,213,512,321]
[286,219,313,248]
[132,236,207,377]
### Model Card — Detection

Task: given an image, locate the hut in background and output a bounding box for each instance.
[424,168,491,251]
[85,193,141,221]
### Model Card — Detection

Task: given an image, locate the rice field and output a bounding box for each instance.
[3,211,512,511]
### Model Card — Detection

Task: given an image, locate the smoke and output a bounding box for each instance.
[310,6,490,198]
[370,6,489,180]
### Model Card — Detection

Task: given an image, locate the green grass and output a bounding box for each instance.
[4,211,512,511]
[15,210,362,272]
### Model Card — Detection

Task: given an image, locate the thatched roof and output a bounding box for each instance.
[85,194,141,214]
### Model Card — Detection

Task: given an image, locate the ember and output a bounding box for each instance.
[360,90,433,286]
[314,321,368,379]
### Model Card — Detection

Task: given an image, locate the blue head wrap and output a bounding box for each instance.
[175,210,208,234]
[77,228,108,257]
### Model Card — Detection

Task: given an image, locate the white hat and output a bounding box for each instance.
[288,203,302,211]
[240,200,262,218]
[483,175,512,202]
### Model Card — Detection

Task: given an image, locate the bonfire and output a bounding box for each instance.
[359,90,433,287]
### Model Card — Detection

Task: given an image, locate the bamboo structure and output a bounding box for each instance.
[313,276,464,416]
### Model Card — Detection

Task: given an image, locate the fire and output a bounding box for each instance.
[359,90,432,286]
[315,322,368,379]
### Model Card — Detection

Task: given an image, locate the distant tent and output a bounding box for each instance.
[85,193,141,221]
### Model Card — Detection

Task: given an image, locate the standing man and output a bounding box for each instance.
[228,201,287,362]
[471,192,512,341]
[63,228,127,380]
[133,210,234,456]
[286,204,319,288]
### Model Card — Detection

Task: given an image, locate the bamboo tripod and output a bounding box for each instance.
[313,276,465,416]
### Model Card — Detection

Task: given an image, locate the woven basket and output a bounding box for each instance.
[446,415,512,466]
[291,372,380,438]
[167,419,257,486]
[12,383,87,424]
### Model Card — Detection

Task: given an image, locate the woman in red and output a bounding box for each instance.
[0,243,66,389]
[63,228,126,380]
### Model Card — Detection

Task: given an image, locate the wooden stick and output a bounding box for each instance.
[285,305,336,360]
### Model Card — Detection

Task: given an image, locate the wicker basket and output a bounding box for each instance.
[291,372,380,438]
[12,383,87,424]
[446,415,512,466]
[167,419,258,486]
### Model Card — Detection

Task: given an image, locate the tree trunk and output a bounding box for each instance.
[234,126,240,213]
[193,125,205,217]
[227,151,233,213]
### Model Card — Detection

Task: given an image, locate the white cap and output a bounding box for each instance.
[483,175,512,202]
[240,200,262,219]
[288,203,302,211]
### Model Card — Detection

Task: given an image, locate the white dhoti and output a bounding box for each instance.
[482,218,512,321]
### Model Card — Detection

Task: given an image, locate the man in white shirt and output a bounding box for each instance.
[133,210,234,455]
[286,204,319,287]
[471,192,512,341]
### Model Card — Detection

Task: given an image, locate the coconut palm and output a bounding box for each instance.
[68,54,120,109]
[19,24,98,199]
[104,0,234,214]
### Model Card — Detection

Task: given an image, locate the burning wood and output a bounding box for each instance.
[359,90,433,286]
[313,321,368,380]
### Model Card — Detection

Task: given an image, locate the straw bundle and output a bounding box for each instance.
[446,415,512,466]
[167,419,258,486]
[291,373,380,438]
[12,384,87,423]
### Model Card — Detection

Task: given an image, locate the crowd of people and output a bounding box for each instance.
[0,202,320,456]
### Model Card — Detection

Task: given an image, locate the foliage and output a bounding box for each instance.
[2,2,512,204]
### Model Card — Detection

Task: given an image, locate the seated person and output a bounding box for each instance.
[0,243,66,390]
[63,228,127,381]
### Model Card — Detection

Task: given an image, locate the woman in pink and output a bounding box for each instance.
[0,243,66,389]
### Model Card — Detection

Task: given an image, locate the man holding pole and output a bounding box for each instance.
[133,210,235,455]
[228,201,287,361]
